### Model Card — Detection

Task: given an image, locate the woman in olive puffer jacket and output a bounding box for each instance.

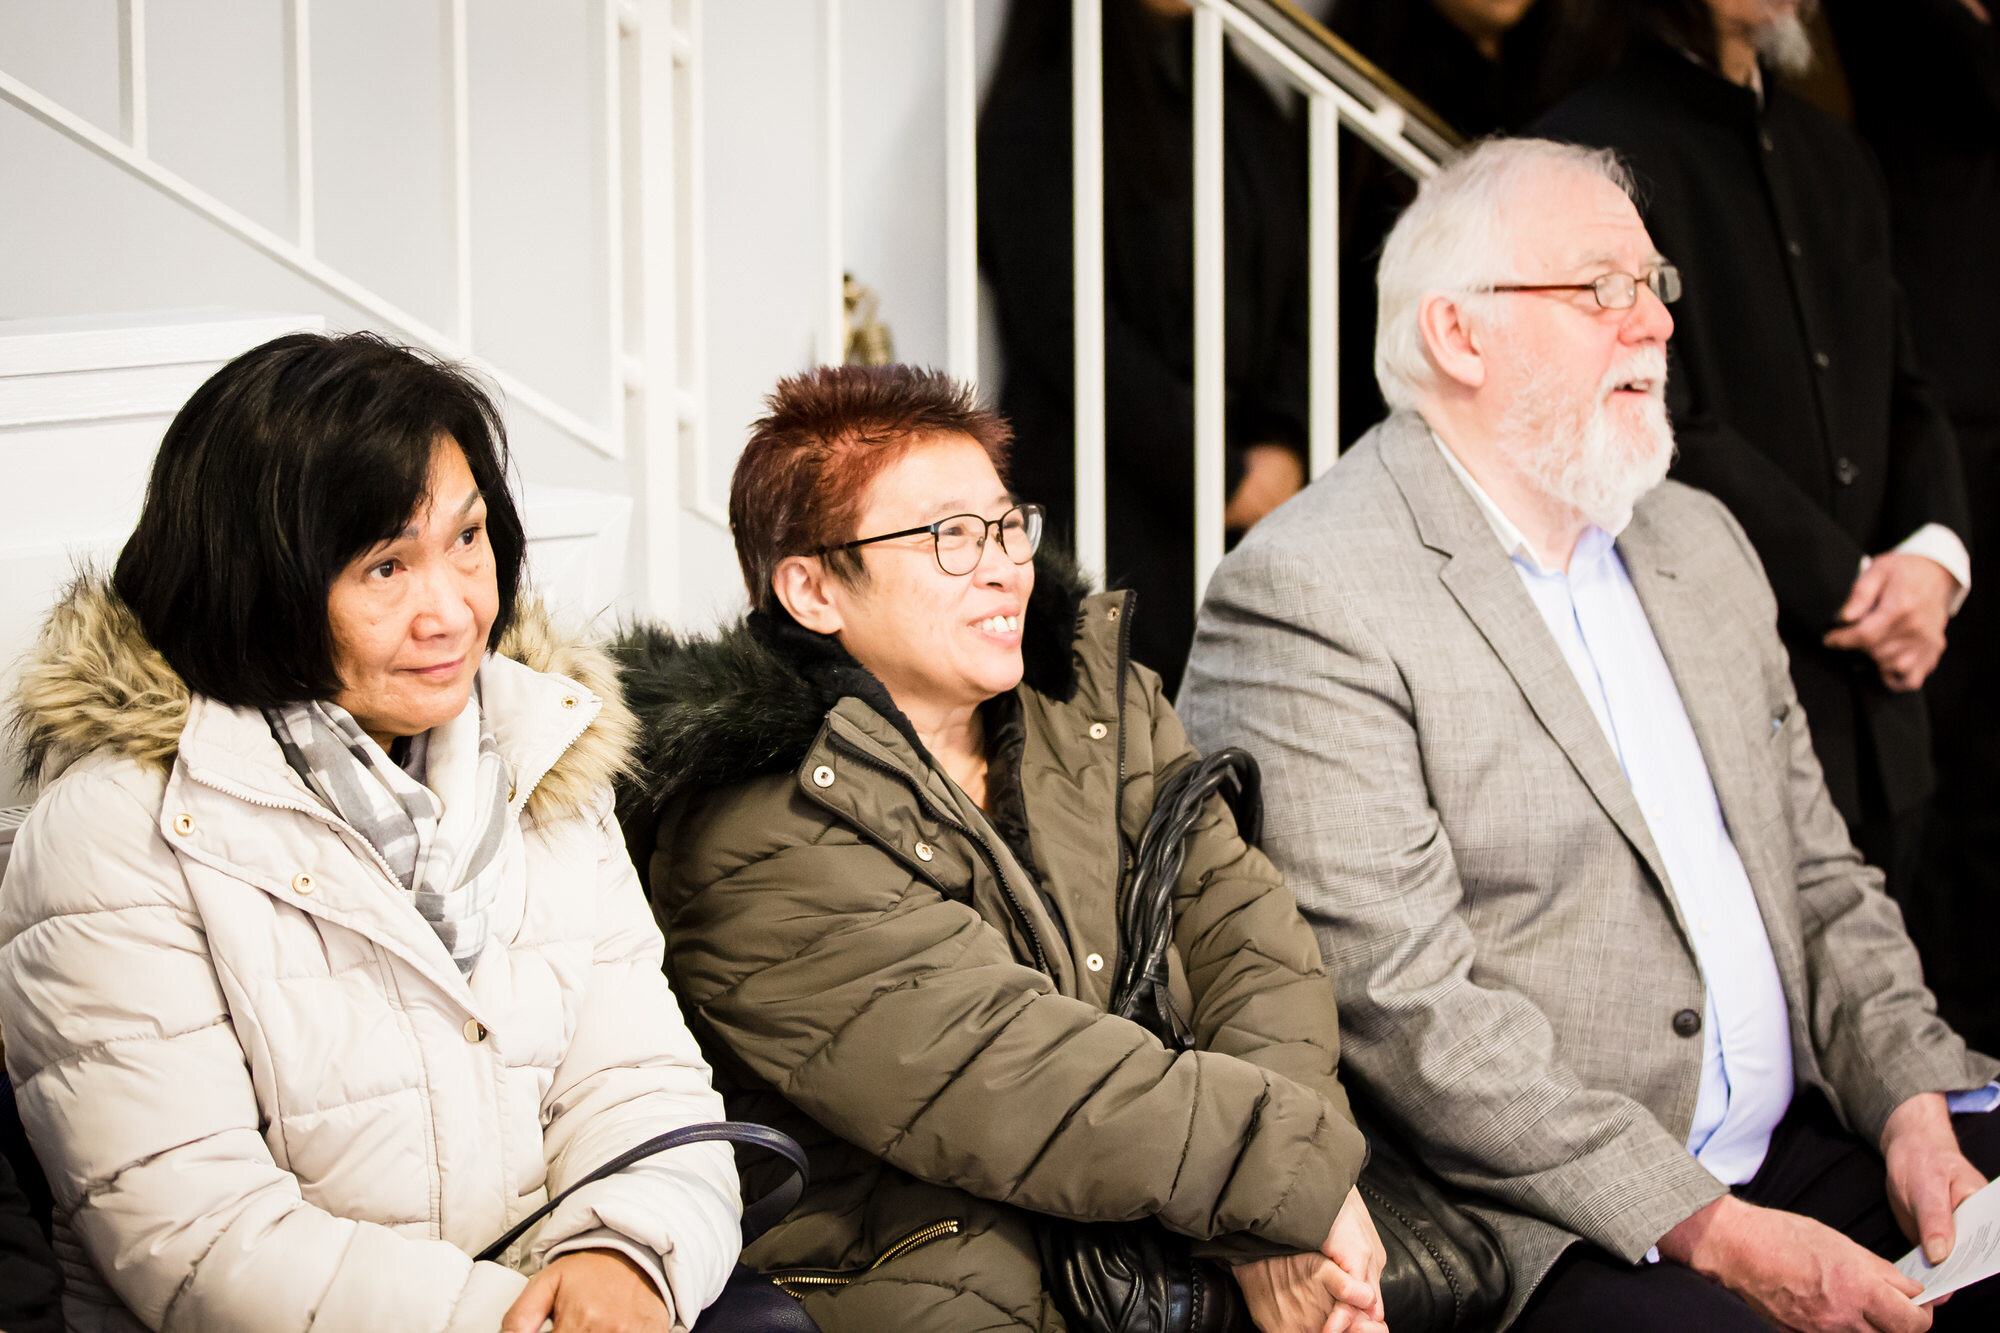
[618,365,1382,1333]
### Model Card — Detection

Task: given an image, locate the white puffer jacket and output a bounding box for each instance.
[0,577,741,1333]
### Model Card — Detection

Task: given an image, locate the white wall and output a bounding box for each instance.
[0,0,1019,821]
[2,2,1018,641]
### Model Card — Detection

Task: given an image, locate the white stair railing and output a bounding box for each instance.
[936,0,1453,612]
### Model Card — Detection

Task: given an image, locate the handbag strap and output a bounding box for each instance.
[476,1121,809,1263]
[1111,747,1262,1045]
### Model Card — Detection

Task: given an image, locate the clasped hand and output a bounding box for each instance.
[1824,552,1957,693]
[1232,1185,1388,1333]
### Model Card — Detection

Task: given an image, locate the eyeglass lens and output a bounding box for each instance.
[1594,266,1681,309]
[934,505,1044,575]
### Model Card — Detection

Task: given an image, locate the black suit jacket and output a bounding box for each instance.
[1537,39,1970,826]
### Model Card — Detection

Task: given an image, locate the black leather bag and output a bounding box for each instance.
[1037,1218,1251,1333]
[1046,748,1508,1333]
[478,1120,819,1333]
[1035,751,1270,1333]
[1351,1098,1509,1332]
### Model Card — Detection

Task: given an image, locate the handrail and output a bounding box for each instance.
[1237,0,1464,158]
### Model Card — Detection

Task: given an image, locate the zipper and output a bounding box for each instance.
[823,734,1054,977]
[1112,588,1137,885]
[183,770,408,889]
[509,700,597,816]
[771,1219,962,1297]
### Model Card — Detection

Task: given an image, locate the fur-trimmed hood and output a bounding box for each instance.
[9,571,635,824]
[612,548,1098,819]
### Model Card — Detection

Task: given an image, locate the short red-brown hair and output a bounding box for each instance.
[730,364,1013,613]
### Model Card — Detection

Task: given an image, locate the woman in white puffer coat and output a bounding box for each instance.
[0,333,741,1333]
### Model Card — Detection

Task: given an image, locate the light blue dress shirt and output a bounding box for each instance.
[1431,436,1999,1191]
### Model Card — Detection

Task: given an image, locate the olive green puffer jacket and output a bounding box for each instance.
[616,558,1366,1332]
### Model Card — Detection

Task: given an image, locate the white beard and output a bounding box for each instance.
[1498,351,1676,534]
[1756,1,1818,75]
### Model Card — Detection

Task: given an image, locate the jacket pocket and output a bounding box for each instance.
[769,1219,961,1298]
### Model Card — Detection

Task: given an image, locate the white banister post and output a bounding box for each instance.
[117,0,147,154]
[820,0,845,367]
[601,0,627,446]
[632,0,683,622]
[945,0,979,389]
[1191,2,1226,604]
[1072,0,1107,577]
[444,0,473,345]
[1307,90,1341,478]
[283,0,315,254]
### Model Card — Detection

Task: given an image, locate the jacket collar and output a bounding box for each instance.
[613,546,1096,820]
[1622,33,1771,130]
[1377,413,1683,928]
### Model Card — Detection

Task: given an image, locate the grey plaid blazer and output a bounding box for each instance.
[1179,412,1995,1324]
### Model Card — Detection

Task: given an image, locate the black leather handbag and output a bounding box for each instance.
[1044,749,1508,1333]
[1350,1095,1509,1332]
[1035,751,1270,1333]
[479,1121,819,1333]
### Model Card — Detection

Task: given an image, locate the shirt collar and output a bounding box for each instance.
[1428,427,1621,576]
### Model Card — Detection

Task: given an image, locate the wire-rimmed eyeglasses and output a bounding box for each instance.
[1490,264,1682,310]
[820,503,1045,576]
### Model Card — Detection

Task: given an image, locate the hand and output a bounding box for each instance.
[1231,1249,1386,1333]
[1231,1189,1387,1333]
[1883,1092,1990,1268]
[1225,444,1307,532]
[501,1249,672,1333]
[1823,552,1957,692]
[1323,1185,1388,1323]
[1956,0,1990,23]
[1657,1194,1930,1332]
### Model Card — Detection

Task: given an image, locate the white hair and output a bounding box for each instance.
[1373,137,1635,413]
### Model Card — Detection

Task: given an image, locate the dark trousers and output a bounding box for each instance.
[1513,1094,2000,1332]
[1915,422,2000,1055]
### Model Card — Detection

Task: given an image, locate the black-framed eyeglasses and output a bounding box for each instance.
[1490,264,1682,310]
[819,502,1045,576]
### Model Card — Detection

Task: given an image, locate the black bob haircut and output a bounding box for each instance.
[112,331,526,710]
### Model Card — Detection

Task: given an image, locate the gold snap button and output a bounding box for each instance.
[1088,722,1108,740]
[172,813,195,836]
[291,872,315,895]
[915,842,934,862]
[464,1019,488,1043]
[1085,953,1105,972]
[812,765,835,788]
[1107,606,1120,622]
[560,695,579,709]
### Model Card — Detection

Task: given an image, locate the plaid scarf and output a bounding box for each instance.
[265,684,512,975]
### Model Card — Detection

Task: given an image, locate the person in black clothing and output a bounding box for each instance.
[1536,0,1972,904]
[1826,0,2000,1053]
[979,0,1310,694]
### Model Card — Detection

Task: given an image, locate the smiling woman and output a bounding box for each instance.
[617,365,1383,1333]
[0,332,743,1332]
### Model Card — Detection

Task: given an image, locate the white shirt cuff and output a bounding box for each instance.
[542,1229,682,1331]
[1890,524,1972,614]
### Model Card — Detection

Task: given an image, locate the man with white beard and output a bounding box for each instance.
[1535,0,1972,939]
[1179,138,2000,1332]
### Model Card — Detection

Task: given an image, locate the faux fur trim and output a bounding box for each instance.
[8,571,634,824]
[612,547,1096,820]
[495,594,638,824]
